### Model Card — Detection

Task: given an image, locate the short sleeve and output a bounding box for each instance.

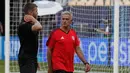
[46,31,56,49]
[71,29,80,47]
[75,34,80,47]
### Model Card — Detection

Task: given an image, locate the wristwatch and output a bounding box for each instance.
[84,62,89,65]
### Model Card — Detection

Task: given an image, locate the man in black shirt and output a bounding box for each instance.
[17,3,42,73]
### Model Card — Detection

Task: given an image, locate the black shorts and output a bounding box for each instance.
[18,57,38,73]
[53,70,73,73]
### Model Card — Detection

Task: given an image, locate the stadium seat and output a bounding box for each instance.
[85,0,95,6]
[105,0,111,6]
[120,0,124,6]
[95,0,104,6]
[124,0,130,6]
[105,0,124,6]
[68,0,95,6]
[75,0,86,6]
[68,0,78,6]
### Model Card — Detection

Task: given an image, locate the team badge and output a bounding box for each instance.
[72,36,75,40]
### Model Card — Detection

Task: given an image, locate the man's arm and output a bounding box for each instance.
[75,46,89,64]
[24,15,42,31]
[47,47,53,73]
[32,20,42,31]
[75,46,91,72]
[94,28,110,35]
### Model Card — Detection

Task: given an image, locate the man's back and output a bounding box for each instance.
[17,21,38,58]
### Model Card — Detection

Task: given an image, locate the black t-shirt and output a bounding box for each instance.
[17,21,38,59]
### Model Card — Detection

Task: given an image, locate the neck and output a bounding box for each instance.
[60,26,70,33]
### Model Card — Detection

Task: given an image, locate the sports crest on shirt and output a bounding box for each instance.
[72,36,75,40]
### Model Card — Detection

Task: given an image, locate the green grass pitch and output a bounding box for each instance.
[0,60,4,73]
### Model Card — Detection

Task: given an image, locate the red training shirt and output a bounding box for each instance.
[46,28,80,72]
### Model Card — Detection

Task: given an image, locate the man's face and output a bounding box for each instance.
[61,14,72,28]
[32,7,38,19]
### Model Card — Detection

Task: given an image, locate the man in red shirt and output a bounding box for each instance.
[46,11,91,73]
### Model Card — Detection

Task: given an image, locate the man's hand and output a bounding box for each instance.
[104,32,110,35]
[85,63,91,72]
[24,15,36,23]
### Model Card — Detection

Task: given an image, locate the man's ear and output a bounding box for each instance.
[28,10,33,15]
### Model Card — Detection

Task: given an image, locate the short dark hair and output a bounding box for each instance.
[23,3,37,14]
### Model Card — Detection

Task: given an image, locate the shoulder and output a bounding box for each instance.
[71,29,76,32]
[18,22,33,28]
[71,29,77,34]
[50,28,60,35]
[70,29,79,37]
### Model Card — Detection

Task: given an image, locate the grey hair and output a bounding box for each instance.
[61,11,73,17]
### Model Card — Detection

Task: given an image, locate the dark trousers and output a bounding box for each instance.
[53,70,73,73]
[18,57,38,73]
